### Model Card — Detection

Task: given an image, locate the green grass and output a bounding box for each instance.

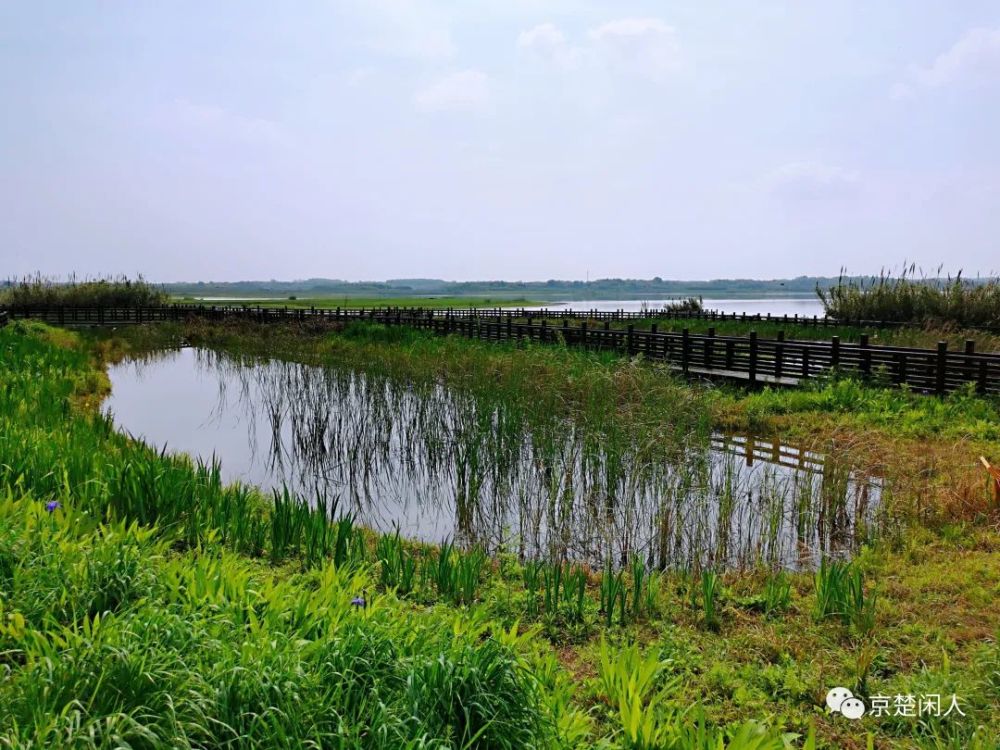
[3,321,1000,748]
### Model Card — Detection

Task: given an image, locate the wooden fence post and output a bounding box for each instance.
[936,341,948,396]
[681,328,690,374]
[859,334,870,378]
[831,336,840,370]
[748,331,758,386]
[774,330,784,380]
[964,340,976,385]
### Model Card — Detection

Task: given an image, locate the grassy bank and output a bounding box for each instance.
[2,321,999,747]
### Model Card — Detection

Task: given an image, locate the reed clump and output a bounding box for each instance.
[0,272,169,308]
[818,265,1000,328]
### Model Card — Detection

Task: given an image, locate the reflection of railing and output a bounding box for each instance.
[7,304,1000,396]
[711,434,827,474]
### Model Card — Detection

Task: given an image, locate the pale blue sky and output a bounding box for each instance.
[2,2,999,281]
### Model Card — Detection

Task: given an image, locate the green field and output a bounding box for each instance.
[2,319,999,748]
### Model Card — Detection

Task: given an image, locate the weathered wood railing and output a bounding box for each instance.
[4,304,999,396]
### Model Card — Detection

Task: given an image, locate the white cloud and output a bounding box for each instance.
[916,27,1000,87]
[893,27,1000,97]
[766,162,860,201]
[517,23,579,70]
[414,70,491,113]
[588,18,681,81]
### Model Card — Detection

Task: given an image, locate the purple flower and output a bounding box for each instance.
[351,596,366,608]
[45,501,60,513]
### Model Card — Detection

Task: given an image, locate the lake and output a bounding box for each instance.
[526,298,826,317]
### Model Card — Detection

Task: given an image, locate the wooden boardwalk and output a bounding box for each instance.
[4,304,999,397]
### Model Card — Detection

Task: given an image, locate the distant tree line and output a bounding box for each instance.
[161,275,848,299]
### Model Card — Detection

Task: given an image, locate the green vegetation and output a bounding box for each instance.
[0,273,168,307]
[819,267,1000,328]
[2,320,999,748]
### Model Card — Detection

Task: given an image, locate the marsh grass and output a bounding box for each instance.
[428,539,486,606]
[377,526,418,595]
[818,266,1000,328]
[813,558,877,635]
[762,571,791,617]
[700,570,721,631]
[1,272,168,307]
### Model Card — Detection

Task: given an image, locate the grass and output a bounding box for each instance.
[2,320,1000,747]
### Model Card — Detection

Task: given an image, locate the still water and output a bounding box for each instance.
[526,298,826,317]
[105,348,878,569]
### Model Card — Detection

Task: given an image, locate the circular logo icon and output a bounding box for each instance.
[840,697,866,720]
[826,687,853,713]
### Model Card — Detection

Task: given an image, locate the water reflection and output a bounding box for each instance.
[105,347,880,570]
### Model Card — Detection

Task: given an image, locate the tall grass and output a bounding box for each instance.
[813,558,877,635]
[818,266,1000,327]
[0,493,548,748]
[427,539,486,606]
[1,273,169,307]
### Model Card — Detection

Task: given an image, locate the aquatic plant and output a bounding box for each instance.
[818,265,1000,327]
[0,272,169,307]
[701,570,721,631]
[376,527,417,595]
[814,558,876,633]
[762,571,792,617]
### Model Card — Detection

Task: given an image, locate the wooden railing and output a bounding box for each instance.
[4,304,999,396]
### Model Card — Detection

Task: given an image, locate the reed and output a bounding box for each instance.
[428,539,486,606]
[818,265,1000,327]
[813,558,876,633]
[763,571,792,617]
[600,563,627,628]
[376,527,417,595]
[0,272,169,307]
[700,570,721,631]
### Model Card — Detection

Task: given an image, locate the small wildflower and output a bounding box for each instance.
[45,500,60,513]
[351,596,366,608]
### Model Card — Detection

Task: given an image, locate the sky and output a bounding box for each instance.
[1,2,999,282]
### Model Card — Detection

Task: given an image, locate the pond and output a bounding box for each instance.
[105,347,880,570]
